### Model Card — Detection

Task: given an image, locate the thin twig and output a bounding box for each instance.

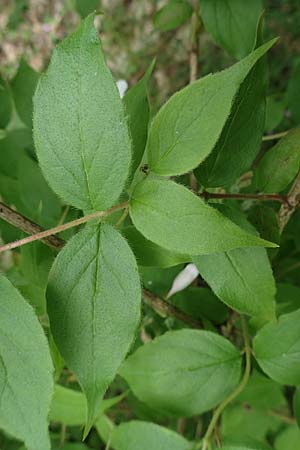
[262,130,289,141]
[200,316,251,450]
[143,289,202,329]
[0,202,65,250]
[278,175,300,232]
[0,202,127,253]
[267,410,295,424]
[0,202,201,329]
[200,191,288,203]
[189,0,201,83]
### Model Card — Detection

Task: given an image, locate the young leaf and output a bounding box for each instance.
[201,0,263,59]
[253,309,300,385]
[47,223,141,436]
[146,39,276,176]
[0,75,12,128]
[253,128,300,193]
[33,14,131,212]
[11,59,39,128]
[122,225,190,268]
[153,0,193,32]
[120,329,242,416]
[193,206,276,321]
[111,421,192,450]
[129,179,277,256]
[196,14,267,188]
[123,60,155,181]
[0,276,53,450]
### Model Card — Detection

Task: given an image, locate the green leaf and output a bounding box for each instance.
[146,39,275,176]
[253,128,300,193]
[50,384,125,426]
[122,225,190,268]
[193,206,276,320]
[265,94,285,132]
[236,369,285,410]
[33,14,131,212]
[276,283,300,316]
[75,0,100,18]
[11,60,39,128]
[153,0,193,32]
[201,0,263,59]
[221,448,267,450]
[0,276,53,450]
[120,329,242,416]
[124,60,154,181]
[253,309,300,385]
[129,179,277,256]
[274,426,300,450]
[47,223,141,436]
[111,421,192,450]
[0,128,33,179]
[293,387,300,429]
[285,61,300,124]
[171,287,229,324]
[0,75,12,128]
[18,153,62,227]
[221,405,280,445]
[196,15,267,188]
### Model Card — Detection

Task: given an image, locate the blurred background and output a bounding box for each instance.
[1,0,300,114]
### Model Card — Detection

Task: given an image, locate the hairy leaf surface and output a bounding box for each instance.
[120,329,241,416]
[33,14,131,212]
[0,276,53,450]
[254,309,300,385]
[129,179,276,255]
[147,40,276,176]
[111,421,192,450]
[47,223,141,435]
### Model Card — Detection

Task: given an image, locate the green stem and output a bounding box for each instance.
[201,316,251,450]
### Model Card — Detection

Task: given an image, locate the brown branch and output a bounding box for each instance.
[278,175,300,233]
[0,202,127,253]
[0,201,201,329]
[143,289,202,329]
[0,202,65,250]
[200,191,288,203]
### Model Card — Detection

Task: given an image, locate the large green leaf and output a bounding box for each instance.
[129,179,276,256]
[11,59,39,128]
[201,0,263,59]
[253,128,300,193]
[0,276,53,450]
[33,14,131,212]
[253,309,300,385]
[123,61,154,181]
[146,39,276,176]
[47,223,141,436]
[196,15,267,188]
[120,329,242,416]
[193,206,276,320]
[111,421,192,450]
